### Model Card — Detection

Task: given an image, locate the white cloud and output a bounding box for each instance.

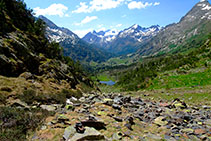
[72,2,90,13]
[72,0,124,13]
[116,24,122,27]
[74,16,98,26]
[154,2,160,6]
[73,29,94,38]
[128,1,153,9]
[34,4,68,17]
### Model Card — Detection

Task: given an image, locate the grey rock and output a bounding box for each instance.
[68,127,105,141]
[112,104,121,110]
[112,132,122,140]
[113,116,123,122]
[40,105,56,111]
[81,115,106,130]
[63,126,76,140]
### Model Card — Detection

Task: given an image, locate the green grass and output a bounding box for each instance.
[148,68,211,90]
[92,73,116,82]
[98,84,121,93]
[143,91,211,105]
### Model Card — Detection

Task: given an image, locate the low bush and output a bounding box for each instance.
[0,107,54,141]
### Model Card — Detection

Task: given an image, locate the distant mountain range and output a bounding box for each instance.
[39,15,113,63]
[83,24,160,55]
[39,0,211,64]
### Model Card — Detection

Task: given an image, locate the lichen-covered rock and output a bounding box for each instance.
[68,127,105,141]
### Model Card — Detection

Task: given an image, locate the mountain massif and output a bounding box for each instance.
[39,16,112,63]
[83,24,160,55]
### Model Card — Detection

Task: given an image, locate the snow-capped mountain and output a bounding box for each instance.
[39,16,113,63]
[38,15,79,44]
[82,29,118,48]
[118,24,160,42]
[82,24,160,55]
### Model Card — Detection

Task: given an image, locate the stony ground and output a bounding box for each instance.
[29,92,211,141]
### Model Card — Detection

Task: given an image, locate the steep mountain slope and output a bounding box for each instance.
[0,0,97,140]
[39,16,112,63]
[82,25,160,55]
[108,24,160,55]
[117,34,211,91]
[135,0,211,57]
[0,0,95,95]
[82,29,118,49]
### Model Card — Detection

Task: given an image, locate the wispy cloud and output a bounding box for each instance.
[154,2,160,6]
[72,0,124,13]
[74,16,98,26]
[116,24,122,27]
[128,1,160,10]
[34,4,68,17]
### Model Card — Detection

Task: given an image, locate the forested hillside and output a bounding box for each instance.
[117,34,211,91]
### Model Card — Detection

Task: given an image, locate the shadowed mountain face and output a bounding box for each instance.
[82,25,160,56]
[0,0,94,89]
[39,16,113,63]
[134,0,211,58]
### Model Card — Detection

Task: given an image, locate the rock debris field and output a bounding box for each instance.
[32,92,211,141]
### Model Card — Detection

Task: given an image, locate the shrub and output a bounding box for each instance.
[0,107,54,141]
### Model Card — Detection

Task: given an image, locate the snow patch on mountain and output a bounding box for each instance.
[118,24,160,42]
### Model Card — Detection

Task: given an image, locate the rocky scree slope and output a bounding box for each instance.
[135,0,211,57]
[39,16,113,63]
[31,93,211,140]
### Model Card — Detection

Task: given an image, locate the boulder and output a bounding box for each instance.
[81,115,106,130]
[40,105,56,111]
[68,127,105,141]
[63,126,76,140]
[10,99,30,109]
[112,132,122,140]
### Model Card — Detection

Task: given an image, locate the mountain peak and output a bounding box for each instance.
[38,15,58,29]
[131,24,139,29]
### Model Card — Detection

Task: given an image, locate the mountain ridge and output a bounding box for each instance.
[39,16,113,63]
[133,0,211,58]
[83,24,160,55]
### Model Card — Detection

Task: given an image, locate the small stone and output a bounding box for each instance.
[40,105,56,111]
[112,132,122,140]
[112,104,121,110]
[194,129,206,135]
[113,116,123,122]
[154,117,168,126]
[41,125,47,130]
[65,105,75,111]
[181,128,194,134]
[79,97,86,103]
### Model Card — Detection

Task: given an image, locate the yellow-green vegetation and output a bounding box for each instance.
[98,85,121,93]
[28,102,170,140]
[92,73,115,81]
[0,107,54,140]
[148,68,211,90]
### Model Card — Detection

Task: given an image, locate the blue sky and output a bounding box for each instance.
[24,0,204,37]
